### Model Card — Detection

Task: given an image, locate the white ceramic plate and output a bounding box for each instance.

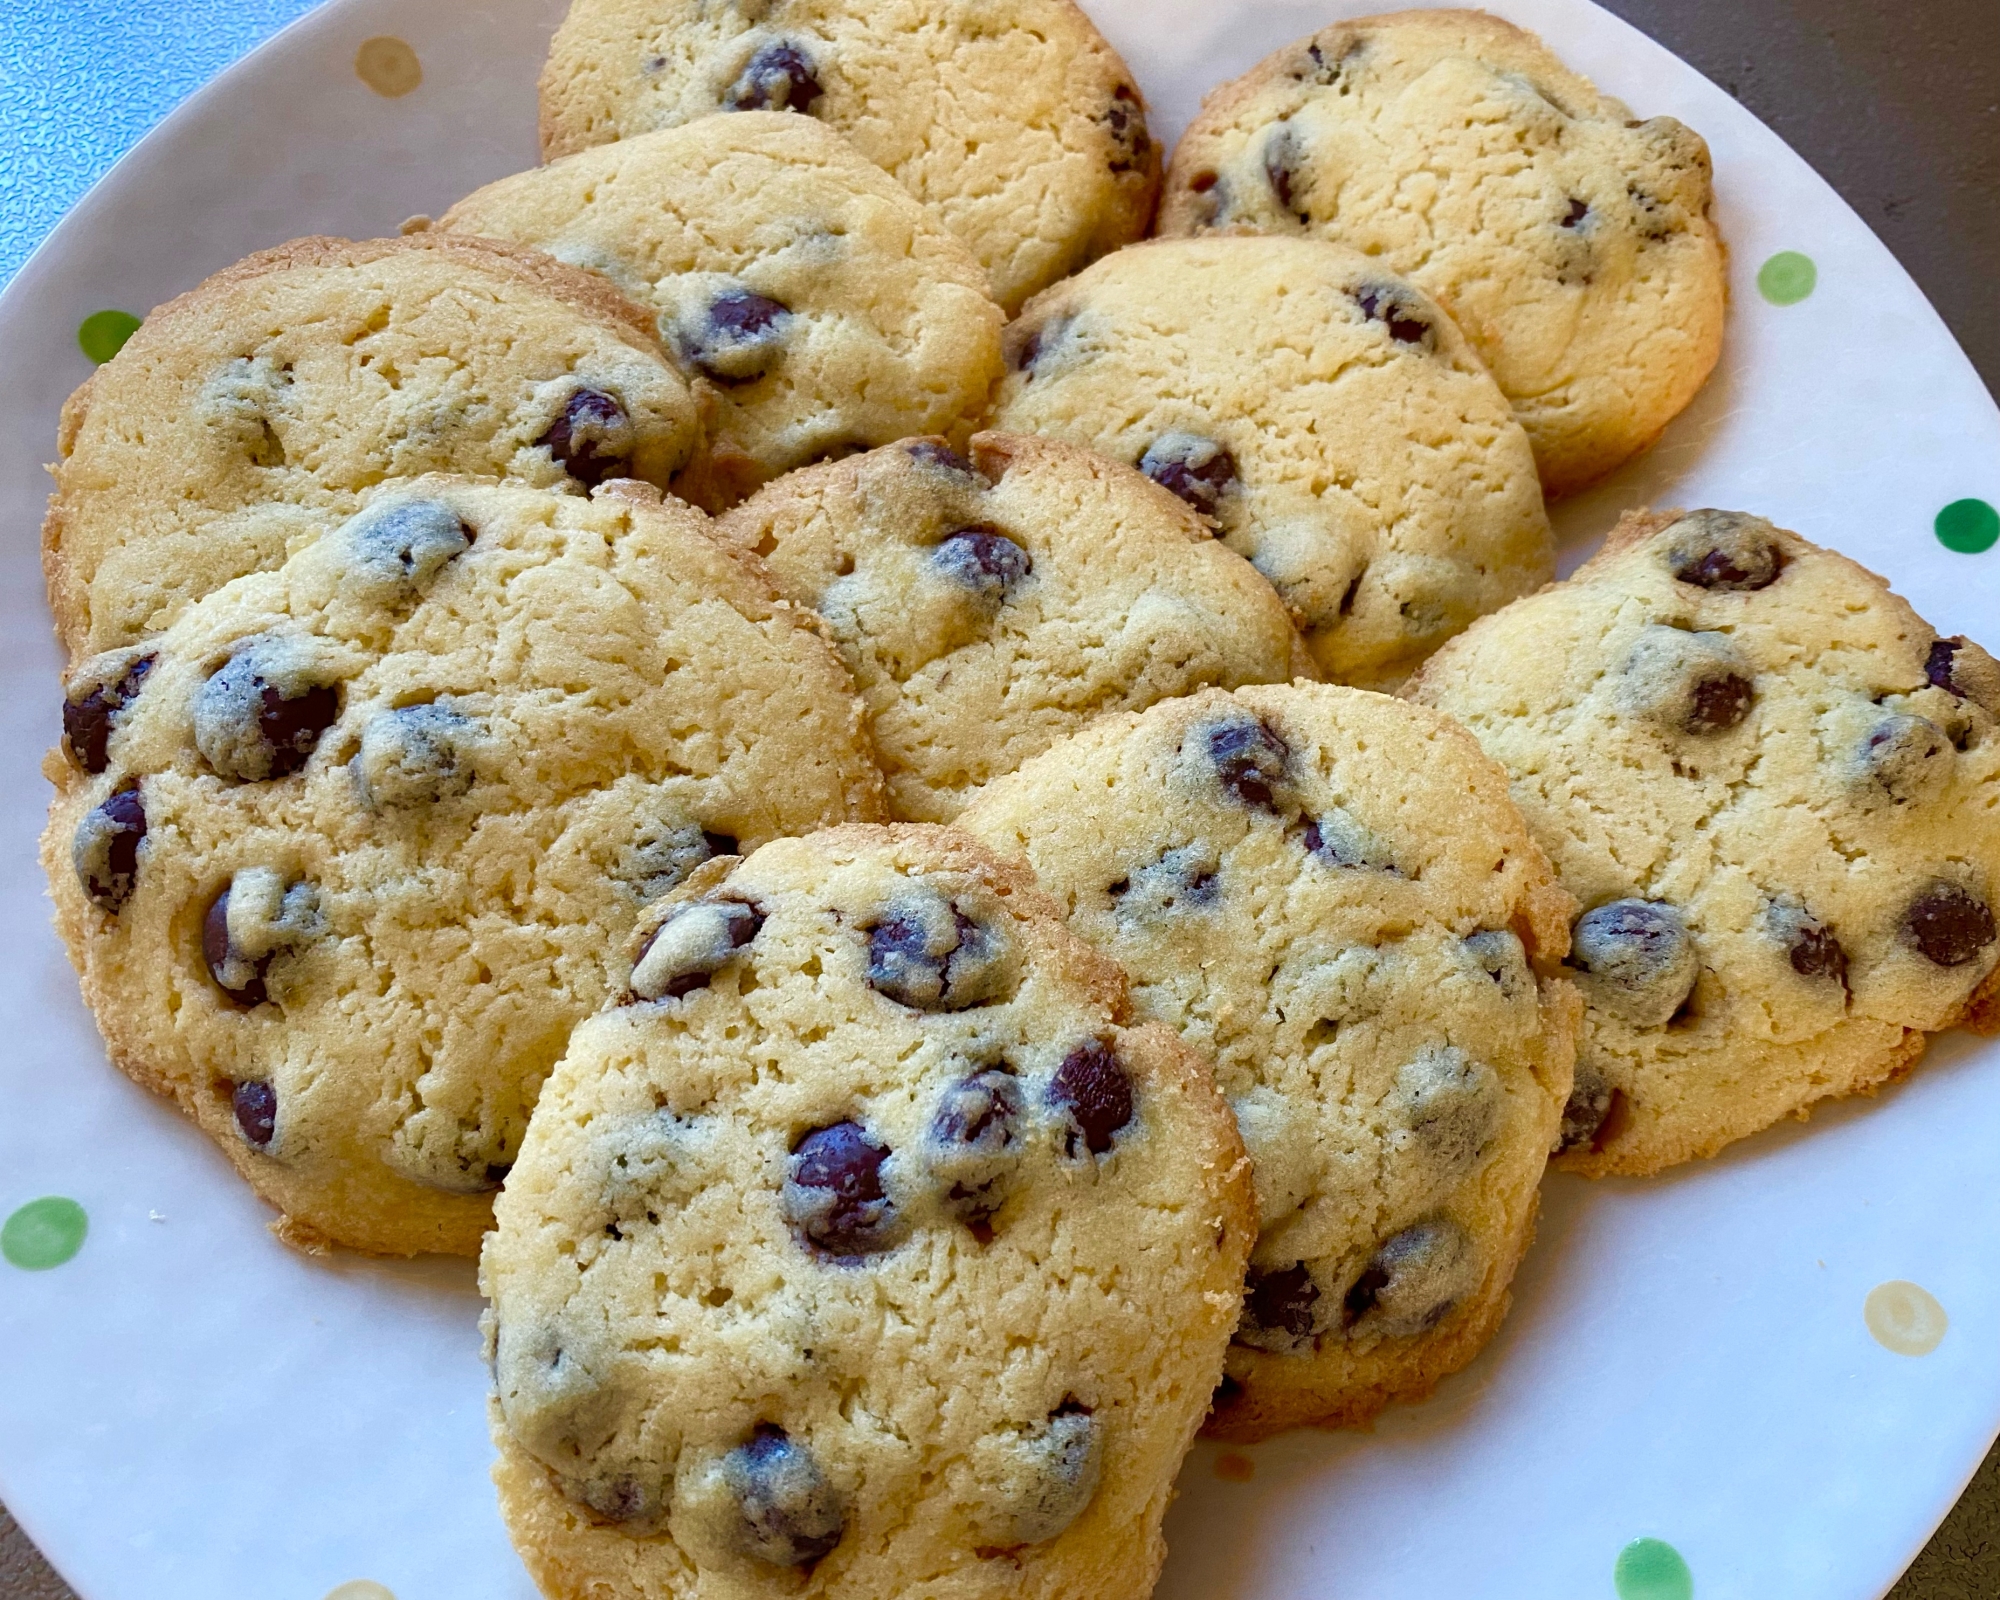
[2,2,1997,1597]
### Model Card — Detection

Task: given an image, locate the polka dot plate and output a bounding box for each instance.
[0,1,1995,1597]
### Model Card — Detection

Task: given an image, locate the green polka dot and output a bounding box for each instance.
[77,309,141,365]
[3,1197,89,1270]
[1615,1538,1693,1600]
[1936,498,2000,555]
[1757,251,1817,306]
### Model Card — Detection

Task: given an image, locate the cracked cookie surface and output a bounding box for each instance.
[1157,8,1727,497]
[483,825,1252,1597]
[986,235,1552,691]
[1408,508,2000,1175]
[43,477,883,1256]
[960,684,1577,1439]
[715,431,1314,821]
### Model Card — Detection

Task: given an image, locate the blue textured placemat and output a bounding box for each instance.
[0,0,324,289]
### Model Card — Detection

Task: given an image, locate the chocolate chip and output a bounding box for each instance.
[1664,510,1784,591]
[1355,284,1432,346]
[723,42,823,113]
[1922,636,2000,714]
[1203,715,1290,812]
[1767,898,1849,986]
[1342,1220,1475,1338]
[539,387,634,487]
[721,1425,844,1568]
[1264,122,1306,219]
[1904,882,1997,968]
[905,438,977,477]
[1047,1040,1133,1157]
[928,1068,1025,1227]
[783,1121,899,1258]
[982,1404,1104,1545]
[1393,1045,1501,1176]
[1004,313,1074,379]
[1571,899,1698,1027]
[1618,625,1756,737]
[337,497,471,600]
[1463,929,1531,1001]
[865,893,1011,1011]
[1687,672,1755,734]
[683,288,790,385]
[231,1079,278,1147]
[629,899,762,1001]
[1244,1263,1321,1342]
[1301,808,1390,870]
[1858,711,1951,805]
[1560,197,1591,228]
[932,527,1032,608]
[203,868,319,1006]
[1138,433,1237,521]
[1555,1063,1614,1153]
[1105,85,1152,176]
[62,651,154,774]
[354,704,476,809]
[72,786,146,911]
[193,638,340,781]
[1109,844,1220,922]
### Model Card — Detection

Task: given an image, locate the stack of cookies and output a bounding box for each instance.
[37,4,1999,1597]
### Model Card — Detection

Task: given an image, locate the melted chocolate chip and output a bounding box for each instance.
[865,896,1009,1011]
[202,869,318,1006]
[1245,1263,1320,1340]
[1355,285,1432,346]
[629,899,762,1001]
[721,1425,845,1568]
[1342,1220,1474,1337]
[1555,1064,1614,1153]
[1561,197,1590,228]
[539,387,633,486]
[723,42,823,113]
[928,1068,1024,1227]
[1770,899,1851,986]
[194,640,341,782]
[1264,123,1305,218]
[1104,84,1151,175]
[1301,808,1389,870]
[1904,882,1997,968]
[685,288,790,385]
[1138,433,1237,521]
[1204,716,1290,811]
[905,439,977,477]
[1928,638,1970,697]
[205,885,266,1007]
[1686,671,1755,734]
[932,527,1032,607]
[231,1079,278,1147]
[1571,899,1698,1027]
[72,786,147,911]
[1619,626,1756,737]
[1110,844,1219,922]
[62,652,154,774]
[1047,1040,1133,1157]
[1859,712,1951,805]
[338,497,472,599]
[354,704,476,809]
[1665,510,1784,591]
[783,1121,898,1258]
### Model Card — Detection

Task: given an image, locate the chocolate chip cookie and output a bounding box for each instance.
[986,235,1553,691]
[44,477,885,1256]
[714,431,1314,821]
[438,114,1004,502]
[1408,508,2000,1176]
[959,685,1578,1439]
[43,233,709,659]
[1157,9,1727,497]
[482,825,1253,1594]
[537,0,1159,312]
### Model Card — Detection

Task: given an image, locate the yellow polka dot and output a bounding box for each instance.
[354,36,422,98]
[322,1583,396,1600]
[1865,1280,1948,1356]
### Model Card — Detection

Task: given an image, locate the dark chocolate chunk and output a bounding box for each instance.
[1904,882,1996,968]
[1047,1040,1134,1157]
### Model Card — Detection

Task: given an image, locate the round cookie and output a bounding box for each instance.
[1156,9,1727,498]
[437,115,1005,502]
[958,685,1578,1439]
[536,0,1159,313]
[43,233,709,660]
[1407,508,2000,1176]
[715,431,1315,822]
[987,235,1554,691]
[43,476,885,1257]
[482,824,1253,1597]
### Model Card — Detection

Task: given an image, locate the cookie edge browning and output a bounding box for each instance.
[42,231,709,661]
[1406,507,2000,1178]
[485,821,1256,1598]
[37,481,889,1258]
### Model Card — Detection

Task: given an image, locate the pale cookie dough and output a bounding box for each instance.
[987,235,1553,691]
[715,431,1315,821]
[960,684,1578,1439]
[537,0,1159,312]
[45,476,884,1256]
[1157,9,1728,497]
[1407,508,2000,1176]
[438,115,1004,502]
[43,233,708,659]
[483,824,1253,1597]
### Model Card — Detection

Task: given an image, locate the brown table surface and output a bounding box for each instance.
[4,0,1996,1594]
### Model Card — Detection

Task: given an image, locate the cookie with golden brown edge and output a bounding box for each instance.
[1157,9,1727,497]
[44,476,884,1257]
[987,235,1554,691]
[714,431,1315,821]
[438,115,1004,503]
[537,0,1159,312]
[483,824,1253,1597]
[959,684,1578,1439]
[1407,508,2000,1176]
[44,233,709,659]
